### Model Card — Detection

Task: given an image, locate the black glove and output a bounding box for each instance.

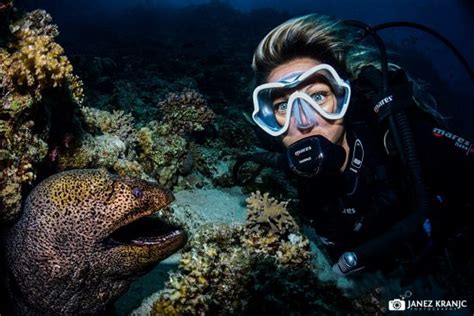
[352,65,413,122]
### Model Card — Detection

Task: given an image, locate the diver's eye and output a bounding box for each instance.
[311,92,327,104]
[132,187,143,198]
[274,102,288,115]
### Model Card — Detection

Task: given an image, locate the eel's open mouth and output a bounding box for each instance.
[106,211,186,247]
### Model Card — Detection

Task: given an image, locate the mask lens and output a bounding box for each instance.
[252,64,351,136]
[254,88,285,132]
[302,69,347,115]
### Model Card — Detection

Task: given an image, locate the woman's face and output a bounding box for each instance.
[267,57,346,148]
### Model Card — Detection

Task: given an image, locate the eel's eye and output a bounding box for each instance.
[132,187,143,198]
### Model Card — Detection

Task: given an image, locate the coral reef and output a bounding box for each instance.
[136,121,188,186]
[245,191,297,235]
[80,106,137,147]
[213,109,258,150]
[0,8,82,222]
[157,89,215,136]
[149,191,379,315]
[56,106,144,178]
[0,121,48,221]
[1,9,83,102]
[56,134,144,178]
[56,89,218,188]
[59,89,217,188]
[189,141,235,187]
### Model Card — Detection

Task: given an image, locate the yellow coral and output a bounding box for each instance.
[0,10,83,103]
[0,124,48,221]
[0,9,83,223]
[136,121,188,187]
[69,74,84,104]
[149,197,315,315]
[245,191,298,235]
[113,159,143,178]
[147,193,377,314]
[137,127,153,156]
[276,234,312,267]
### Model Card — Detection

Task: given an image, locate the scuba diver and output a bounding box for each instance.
[237,13,474,280]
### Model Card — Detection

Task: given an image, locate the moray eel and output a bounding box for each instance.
[4,169,187,315]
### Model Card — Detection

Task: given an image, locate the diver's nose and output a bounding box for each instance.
[291,97,317,132]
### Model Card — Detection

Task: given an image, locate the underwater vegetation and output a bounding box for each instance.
[148,191,385,315]
[0,3,249,225]
[0,8,83,222]
[56,88,217,188]
[157,89,215,136]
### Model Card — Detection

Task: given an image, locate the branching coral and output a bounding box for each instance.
[1,10,84,103]
[0,120,48,221]
[57,141,144,179]
[152,224,249,315]
[63,89,215,189]
[246,191,298,235]
[57,92,213,187]
[157,89,215,136]
[148,192,379,315]
[136,121,188,187]
[80,106,137,147]
[57,111,144,179]
[68,90,214,188]
[0,8,83,222]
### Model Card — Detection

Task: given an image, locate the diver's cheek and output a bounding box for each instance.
[324,119,345,144]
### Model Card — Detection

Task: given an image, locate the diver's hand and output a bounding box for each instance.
[332,252,365,277]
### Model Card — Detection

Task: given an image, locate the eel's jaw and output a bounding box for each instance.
[104,208,188,263]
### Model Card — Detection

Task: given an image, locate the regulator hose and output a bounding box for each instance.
[344,20,432,260]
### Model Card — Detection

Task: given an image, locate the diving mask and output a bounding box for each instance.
[252,63,351,136]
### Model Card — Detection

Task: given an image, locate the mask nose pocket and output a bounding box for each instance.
[292,97,317,130]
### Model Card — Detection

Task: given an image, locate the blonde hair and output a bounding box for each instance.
[252,13,444,122]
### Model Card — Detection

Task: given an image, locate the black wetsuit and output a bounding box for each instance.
[297,108,474,269]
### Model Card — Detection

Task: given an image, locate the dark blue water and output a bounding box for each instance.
[17,0,474,137]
